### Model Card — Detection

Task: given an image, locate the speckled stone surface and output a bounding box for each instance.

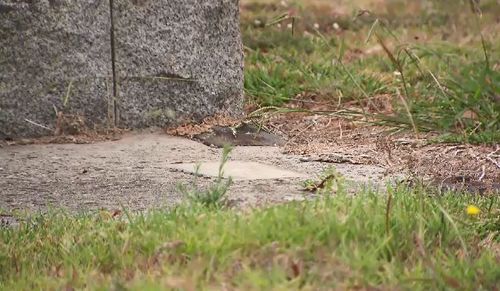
[0,0,113,138]
[0,0,244,138]
[113,0,244,127]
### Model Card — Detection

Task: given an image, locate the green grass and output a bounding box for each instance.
[1,185,499,290]
[242,0,500,143]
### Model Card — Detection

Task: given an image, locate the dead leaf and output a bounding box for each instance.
[461,110,478,120]
[111,209,122,218]
[290,259,301,279]
[443,275,462,289]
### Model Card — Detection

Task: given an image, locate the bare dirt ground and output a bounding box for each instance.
[263,95,500,194]
[1,107,498,213]
[0,129,392,213]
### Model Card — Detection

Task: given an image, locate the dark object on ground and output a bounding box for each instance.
[194,123,285,147]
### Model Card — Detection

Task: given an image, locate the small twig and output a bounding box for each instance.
[478,165,486,182]
[445,145,466,154]
[338,120,343,139]
[486,147,500,169]
[126,76,197,82]
[24,119,53,131]
[325,118,332,128]
[63,79,73,107]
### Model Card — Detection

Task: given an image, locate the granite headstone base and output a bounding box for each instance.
[113,0,244,128]
[0,0,113,138]
[0,0,244,138]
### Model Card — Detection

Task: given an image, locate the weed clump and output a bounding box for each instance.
[177,145,233,208]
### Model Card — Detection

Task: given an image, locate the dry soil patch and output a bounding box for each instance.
[0,131,393,212]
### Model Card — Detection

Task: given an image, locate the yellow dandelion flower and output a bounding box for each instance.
[466,205,480,216]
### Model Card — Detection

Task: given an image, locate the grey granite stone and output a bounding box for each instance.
[0,0,113,138]
[113,0,244,128]
[0,0,244,138]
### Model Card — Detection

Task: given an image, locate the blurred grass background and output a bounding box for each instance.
[241,0,499,143]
